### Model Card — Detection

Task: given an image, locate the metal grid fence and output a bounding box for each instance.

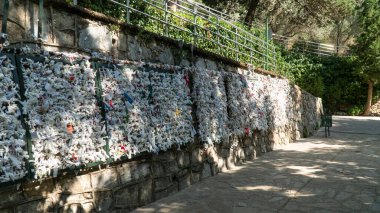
[74,0,277,70]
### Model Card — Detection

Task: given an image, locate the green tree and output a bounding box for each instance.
[352,0,380,115]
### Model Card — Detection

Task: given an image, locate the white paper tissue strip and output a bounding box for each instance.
[100,64,194,160]
[192,68,229,145]
[0,55,28,183]
[21,57,108,178]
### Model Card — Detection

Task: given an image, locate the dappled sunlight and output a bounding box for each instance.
[286,166,323,178]
[235,185,282,192]
[136,202,187,213]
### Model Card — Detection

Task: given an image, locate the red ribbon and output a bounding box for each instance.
[184,74,190,86]
[244,127,250,136]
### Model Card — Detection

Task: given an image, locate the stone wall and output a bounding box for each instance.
[0,1,323,212]
[370,99,380,116]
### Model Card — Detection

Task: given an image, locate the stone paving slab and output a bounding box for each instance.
[133,116,380,213]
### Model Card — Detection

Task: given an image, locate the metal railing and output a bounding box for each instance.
[72,0,277,70]
[272,34,349,56]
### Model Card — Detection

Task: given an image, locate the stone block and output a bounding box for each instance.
[201,163,212,179]
[179,59,191,67]
[127,35,141,61]
[205,147,218,164]
[91,168,118,190]
[176,168,190,178]
[14,200,45,213]
[217,157,226,172]
[226,154,236,170]
[236,147,246,162]
[243,137,252,146]
[53,11,75,30]
[221,137,230,148]
[6,22,25,43]
[78,23,113,51]
[117,162,151,184]
[57,174,92,193]
[191,172,200,184]
[140,45,153,61]
[115,184,139,207]
[163,160,179,174]
[94,191,113,212]
[205,59,218,70]
[60,204,82,213]
[118,33,128,51]
[153,183,178,201]
[55,30,76,47]
[177,151,190,168]
[195,58,206,69]
[139,178,153,205]
[178,172,191,190]
[153,176,172,192]
[191,163,202,172]
[60,193,89,204]
[191,149,203,164]
[23,178,55,199]
[158,48,174,65]
[152,152,176,162]
[221,149,230,158]
[81,202,95,213]
[151,162,165,177]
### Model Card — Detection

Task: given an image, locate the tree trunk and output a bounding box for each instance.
[244,0,260,27]
[335,20,343,54]
[363,80,374,116]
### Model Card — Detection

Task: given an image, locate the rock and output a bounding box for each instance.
[201,163,212,179]
[117,162,151,184]
[178,173,191,190]
[158,48,174,65]
[78,23,113,51]
[94,191,113,212]
[342,200,361,210]
[177,152,190,168]
[56,174,92,194]
[91,168,119,190]
[114,184,139,207]
[153,177,172,192]
[139,178,153,205]
[191,172,201,184]
[163,160,179,174]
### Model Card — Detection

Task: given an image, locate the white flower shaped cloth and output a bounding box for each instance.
[192,68,229,145]
[21,57,108,178]
[0,55,28,183]
[100,64,194,160]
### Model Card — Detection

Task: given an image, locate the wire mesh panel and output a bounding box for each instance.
[98,63,194,161]
[0,54,28,183]
[17,56,108,179]
[192,68,229,145]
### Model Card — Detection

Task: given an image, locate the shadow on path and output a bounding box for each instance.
[133,116,380,213]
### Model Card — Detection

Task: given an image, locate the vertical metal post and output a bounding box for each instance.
[126,0,130,23]
[235,27,238,61]
[1,0,9,33]
[317,44,320,56]
[38,0,44,39]
[193,5,197,46]
[265,16,269,70]
[164,0,168,36]
[216,16,220,52]
[272,44,276,70]
[250,49,252,64]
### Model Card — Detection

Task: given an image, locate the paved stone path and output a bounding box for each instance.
[133,116,380,213]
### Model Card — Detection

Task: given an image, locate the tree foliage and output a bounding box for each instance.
[352,0,380,82]
[202,0,361,44]
[351,0,380,115]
